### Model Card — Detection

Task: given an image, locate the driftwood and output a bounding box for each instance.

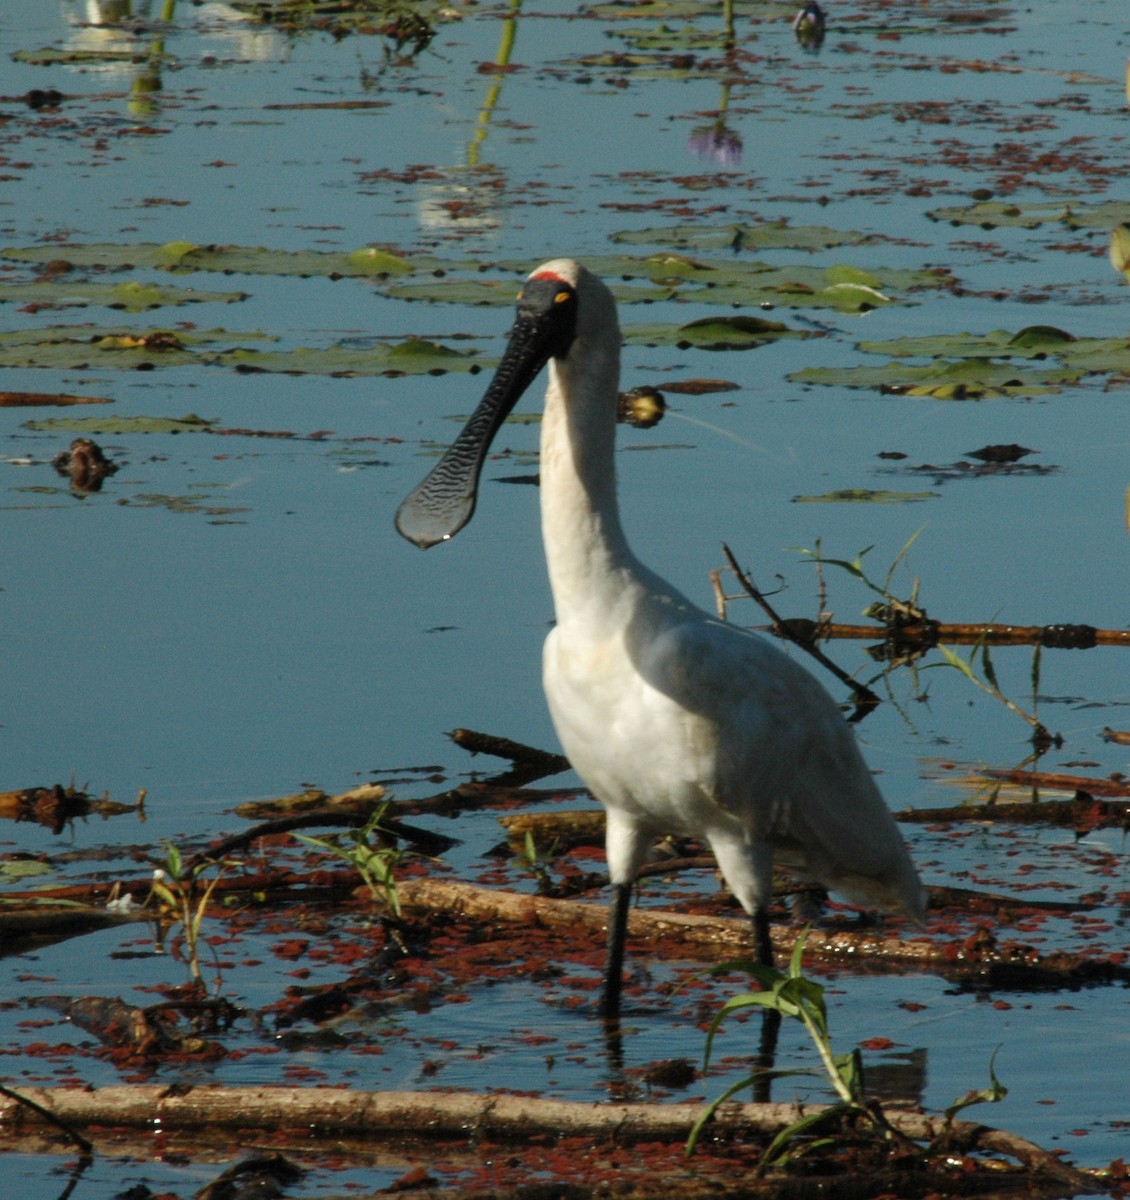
[898,788,1130,828]
[981,768,1130,800]
[449,727,570,772]
[0,1084,1098,1194]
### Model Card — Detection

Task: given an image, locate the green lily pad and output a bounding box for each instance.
[0,279,248,312]
[231,0,451,40]
[14,47,155,66]
[0,326,480,377]
[791,357,1072,397]
[223,337,479,377]
[628,316,800,350]
[858,326,1081,360]
[1110,226,1130,279]
[857,327,1130,378]
[123,491,251,517]
[793,320,1130,397]
[927,199,1130,230]
[612,222,872,252]
[0,327,265,371]
[1,241,421,280]
[0,860,54,881]
[384,255,950,313]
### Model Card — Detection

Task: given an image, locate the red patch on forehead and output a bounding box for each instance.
[529,269,567,284]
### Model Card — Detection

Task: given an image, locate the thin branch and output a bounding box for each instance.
[720,544,881,717]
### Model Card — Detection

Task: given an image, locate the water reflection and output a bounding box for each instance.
[415,0,520,232]
[687,82,742,168]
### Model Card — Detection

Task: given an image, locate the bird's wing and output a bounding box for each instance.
[629,605,922,916]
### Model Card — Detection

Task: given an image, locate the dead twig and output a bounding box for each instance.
[720,544,881,718]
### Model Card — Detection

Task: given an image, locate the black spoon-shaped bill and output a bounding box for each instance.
[395,276,577,549]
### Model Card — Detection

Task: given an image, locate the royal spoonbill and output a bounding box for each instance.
[396,259,926,1017]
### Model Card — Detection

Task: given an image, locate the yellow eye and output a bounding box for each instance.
[554,291,571,304]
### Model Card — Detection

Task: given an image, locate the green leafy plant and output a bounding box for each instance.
[943,1046,1007,1124]
[795,528,926,625]
[795,534,1053,743]
[515,828,558,896]
[933,637,1049,746]
[148,843,230,993]
[297,803,403,916]
[688,933,1008,1172]
[687,933,887,1167]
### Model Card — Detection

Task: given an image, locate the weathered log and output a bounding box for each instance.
[0,1084,1097,1194]
[395,877,1130,988]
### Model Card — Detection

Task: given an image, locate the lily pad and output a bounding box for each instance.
[927,199,1130,230]
[1,242,421,280]
[0,279,248,312]
[385,255,952,313]
[0,326,481,377]
[222,338,480,377]
[14,47,155,66]
[231,0,451,42]
[791,357,1073,397]
[627,316,801,350]
[793,322,1130,397]
[612,222,872,252]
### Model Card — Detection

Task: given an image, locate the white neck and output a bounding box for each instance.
[538,346,643,631]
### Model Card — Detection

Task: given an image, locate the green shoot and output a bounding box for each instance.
[933,638,1046,738]
[297,803,403,917]
[689,933,1007,1172]
[688,933,878,1166]
[148,843,230,993]
[943,1046,1007,1125]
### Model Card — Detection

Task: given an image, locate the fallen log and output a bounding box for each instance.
[0,1084,1097,1194]
[394,877,1130,988]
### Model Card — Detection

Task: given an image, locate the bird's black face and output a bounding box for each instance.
[395,272,578,549]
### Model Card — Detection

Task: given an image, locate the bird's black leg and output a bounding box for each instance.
[752,903,775,968]
[751,906,780,1103]
[600,881,632,1020]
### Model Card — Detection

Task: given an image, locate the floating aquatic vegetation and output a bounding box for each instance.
[0,242,420,279]
[792,324,1130,397]
[928,198,1130,230]
[0,278,248,312]
[0,326,479,377]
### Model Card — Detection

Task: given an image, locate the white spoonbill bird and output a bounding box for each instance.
[396,259,926,1017]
